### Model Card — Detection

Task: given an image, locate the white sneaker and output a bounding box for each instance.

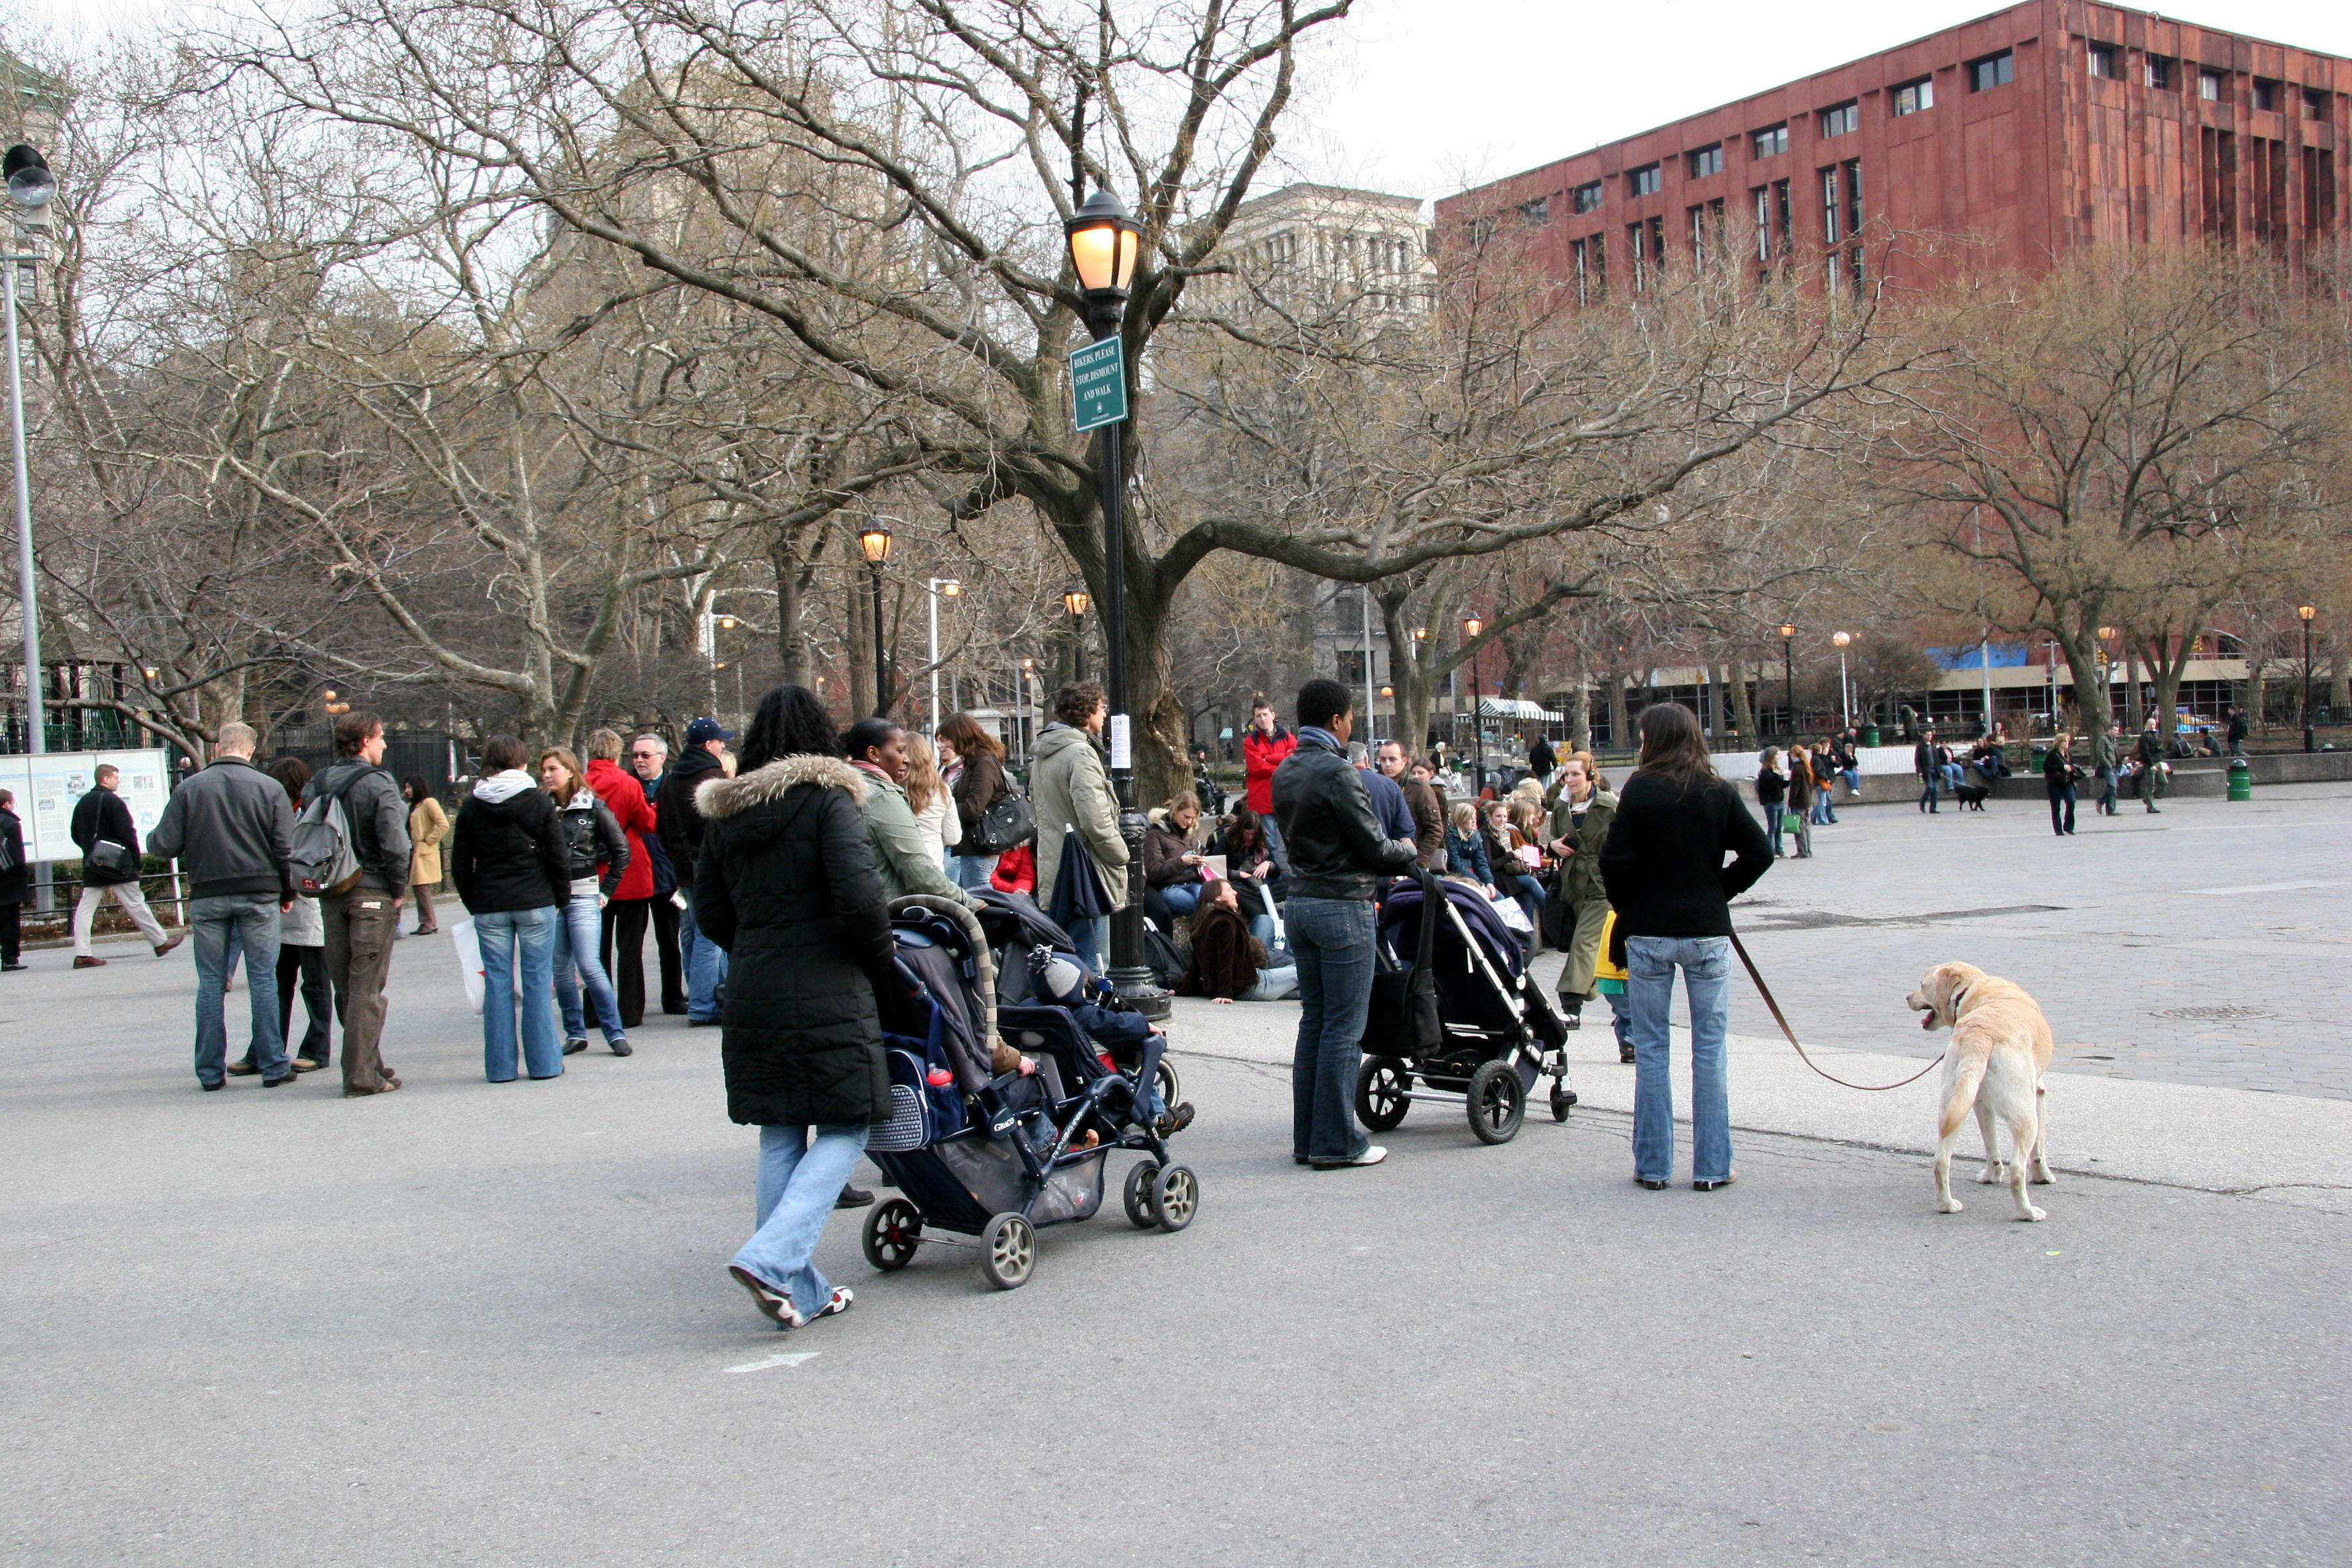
[1313,1144,1387,1169]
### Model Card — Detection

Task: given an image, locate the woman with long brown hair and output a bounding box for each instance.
[1598,703,1772,1193]
[936,711,1008,892]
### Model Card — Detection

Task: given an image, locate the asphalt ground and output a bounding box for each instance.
[3,940,2347,1567]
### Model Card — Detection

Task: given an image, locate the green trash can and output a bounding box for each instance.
[1861,725,1880,747]
[2227,756,2252,801]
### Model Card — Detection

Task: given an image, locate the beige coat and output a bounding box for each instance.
[1028,722,1128,910]
[409,795,450,886]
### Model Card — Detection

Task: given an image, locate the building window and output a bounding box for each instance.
[2087,43,2118,81]
[2306,89,2331,121]
[1773,179,1792,254]
[1628,163,1661,198]
[1571,234,1604,303]
[1519,196,1550,227]
[1689,144,1724,179]
[1848,247,1867,298]
[1753,124,1790,159]
[1467,216,1493,247]
[1843,158,1861,238]
[1267,231,1297,266]
[1893,77,1933,115]
[1820,101,1859,138]
[2146,55,2174,91]
[1572,180,1604,214]
[1970,51,2015,92]
[2199,68,2224,101]
[2253,79,2280,112]
[1820,166,1841,244]
[1688,197,1724,263]
[1628,215,1664,291]
[1752,187,1770,261]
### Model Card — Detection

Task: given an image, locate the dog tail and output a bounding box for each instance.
[1937,1049,1986,1141]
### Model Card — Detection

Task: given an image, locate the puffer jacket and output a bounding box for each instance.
[1029,723,1128,909]
[693,755,894,1128]
[447,771,569,914]
[556,789,631,897]
[585,757,658,901]
[1269,728,1416,901]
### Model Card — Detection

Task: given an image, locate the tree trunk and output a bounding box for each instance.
[1726,650,1755,745]
[771,531,810,686]
[2247,654,2266,734]
[1567,645,1591,754]
[1606,669,1628,754]
[845,575,876,719]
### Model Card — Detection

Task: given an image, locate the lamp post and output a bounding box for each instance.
[1462,616,1485,797]
[927,577,961,734]
[857,522,893,716]
[1778,623,1796,740]
[2299,604,2317,753]
[5,144,51,759]
[1061,583,1090,681]
[1411,626,1430,752]
[1379,685,1393,744]
[1063,187,1165,1017]
[1832,632,1853,728]
[1020,657,1036,770]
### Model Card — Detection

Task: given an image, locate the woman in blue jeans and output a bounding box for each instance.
[1598,703,1773,1191]
[448,735,575,1082]
[539,749,634,1057]
[695,685,897,1331]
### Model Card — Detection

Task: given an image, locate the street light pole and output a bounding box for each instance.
[2299,604,2316,753]
[1065,188,1166,1018]
[1779,623,1796,740]
[926,578,960,734]
[1832,631,1852,729]
[4,145,52,760]
[858,523,893,717]
[1462,617,1485,797]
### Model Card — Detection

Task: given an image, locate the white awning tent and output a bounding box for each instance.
[1476,697,1563,722]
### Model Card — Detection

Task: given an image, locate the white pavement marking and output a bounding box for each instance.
[2182,879,2344,896]
[724,1351,820,1374]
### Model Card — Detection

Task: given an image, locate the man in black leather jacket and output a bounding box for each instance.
[1272,679,1418,1170]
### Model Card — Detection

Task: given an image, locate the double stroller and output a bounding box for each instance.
[861,896,1196,1291]
[1355,873,1576,1146]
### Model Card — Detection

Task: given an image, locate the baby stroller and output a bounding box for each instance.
[862,898,1197,1291]
[1355,872,1575,1145]
[970,886,1079,1004]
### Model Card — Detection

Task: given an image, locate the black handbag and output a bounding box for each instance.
[969,789,1036,855]
[86,838,140,882]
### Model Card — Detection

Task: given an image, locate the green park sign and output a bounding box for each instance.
[1071,335,1128,433]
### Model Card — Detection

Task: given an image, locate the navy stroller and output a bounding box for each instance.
[861,897,1197,1291]
[1356,873,1575,1144]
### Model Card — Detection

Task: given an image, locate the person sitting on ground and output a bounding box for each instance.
[1220,804,1280,948]
[1176,877,1295,1003]
[1143,791,1210,917]
[989,840,1037,896]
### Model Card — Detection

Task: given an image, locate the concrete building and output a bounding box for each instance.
[1208,182,1434,317]
[1440,1,2351,295]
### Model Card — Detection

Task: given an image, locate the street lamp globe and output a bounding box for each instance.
[1064,188,1140,299]
[1063,584,1091,618]
[1379,685,1393,698]
[1778,622,1796,640]
[1411,627,1430,642]
[857,522,893,565]
[3,145,52,209]
[2298,604,2316,622]
[940,579,961,597]
[1461,617,1483,639]
[1832,631,1851,649]
[718,614,736,630]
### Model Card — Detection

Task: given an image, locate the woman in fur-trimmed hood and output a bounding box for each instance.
[693,685,895,1333]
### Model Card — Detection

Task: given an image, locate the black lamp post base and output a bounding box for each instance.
[1107,961,1173,1020]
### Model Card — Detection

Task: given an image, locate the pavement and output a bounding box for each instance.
[3,788,2350,1566]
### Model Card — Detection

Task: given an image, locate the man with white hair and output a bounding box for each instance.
[148,722,298,1091]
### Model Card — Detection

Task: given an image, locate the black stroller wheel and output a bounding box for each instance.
[1468,1061,1526,1144]
[1155,1058,1182,1112]
[979,1213,1036,1290]
[1123,1161,1162,1229]
[863,1198,922,1271]
[1355,1057,1412,1132]
[1550,1084,1577,1123]
[1153,1165,1198,1232]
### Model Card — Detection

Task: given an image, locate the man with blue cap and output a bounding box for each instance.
[659,716,734,1024]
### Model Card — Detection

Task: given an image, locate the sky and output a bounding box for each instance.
[1284,0,2352,202]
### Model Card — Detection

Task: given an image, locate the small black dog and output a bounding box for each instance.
[1952,783,1990,811]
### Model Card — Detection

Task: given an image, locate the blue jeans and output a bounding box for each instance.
[732,1124,870,1319]
[683,887,730,1020]
[1810,792,1834,825]
[477,905,563,1081]
[1942,762,1963,791]
[1919,775,1940,811]
[1765,805,1785,856]
[1626,935,1732,1184]
[1161,881,1202,916]
[950,852,997,891]
[1287,895,1376,1163]
[550,891,626,1042]
[1260,813,1287,875]
[1070,914,1110,977]
[191,895,285,1085]
[1838,767,1859,795]
[1249,912,1277,950]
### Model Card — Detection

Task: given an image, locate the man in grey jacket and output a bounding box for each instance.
[302,712,411,1097]
[148,722,296,1090]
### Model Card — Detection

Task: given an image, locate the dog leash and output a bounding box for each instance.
[1728,932,1944,1091]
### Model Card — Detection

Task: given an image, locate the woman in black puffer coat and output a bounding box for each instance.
[695,684,895,1332]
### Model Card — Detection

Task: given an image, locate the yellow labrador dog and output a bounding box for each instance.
[1905,962,2055,1221]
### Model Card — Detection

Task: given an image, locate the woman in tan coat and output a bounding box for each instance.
[404,777,449,934]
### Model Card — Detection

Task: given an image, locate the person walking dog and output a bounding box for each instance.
[1600,703,1772,1192]
[700,685,896,1332]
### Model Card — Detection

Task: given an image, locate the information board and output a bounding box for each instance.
[0,748,174,863]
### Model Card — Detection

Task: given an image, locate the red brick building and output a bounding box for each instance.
[1439,0,2350,293]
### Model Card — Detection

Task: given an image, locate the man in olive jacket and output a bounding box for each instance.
[1029,679,1128,975]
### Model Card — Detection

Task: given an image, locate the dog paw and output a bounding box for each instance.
[2030,1166,2054,1185]
[1937,1197,1965,1214]
[2016,1204,2047,1222]
[1977,1164,2004,1184]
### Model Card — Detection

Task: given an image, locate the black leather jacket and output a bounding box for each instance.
[1269,730,1417,901]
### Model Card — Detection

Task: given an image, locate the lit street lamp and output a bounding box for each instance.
[1062,186,1164,1016]
[927,577,961,734]
[1462,616,1485,795]
[1778,623,1796,740]
[2299,604,2317,753]
[1831,632,1853,728]
[6,143,51,758]
[858,522,893,716]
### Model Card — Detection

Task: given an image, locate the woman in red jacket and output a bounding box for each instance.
[584,728,663,1028]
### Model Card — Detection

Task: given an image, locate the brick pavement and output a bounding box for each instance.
[1667,780,2352,1100]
